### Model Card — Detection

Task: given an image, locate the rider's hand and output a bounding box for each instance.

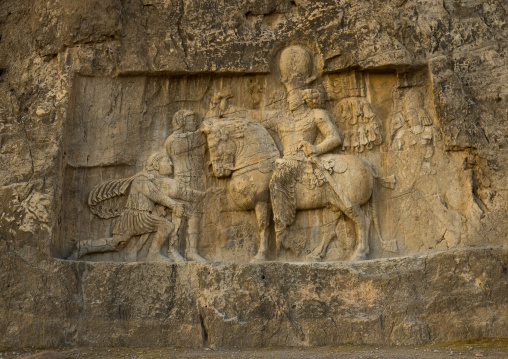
[173,203,186,218]
[156,205,167,217]
[298,141,317,156]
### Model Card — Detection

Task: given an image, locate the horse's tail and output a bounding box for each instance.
[371,173,398,253]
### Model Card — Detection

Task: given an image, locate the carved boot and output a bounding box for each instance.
[145,241,175,262]
[145,230,176,263]
[252,234,269,262]
[186,233,207,262]
[164,232,187,263]
[169,249,187,263]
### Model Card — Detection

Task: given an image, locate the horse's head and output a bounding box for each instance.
[201,121,237,178]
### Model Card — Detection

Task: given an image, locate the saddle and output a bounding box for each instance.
[306,156,353,209]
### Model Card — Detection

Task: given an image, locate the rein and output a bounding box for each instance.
[229,151,280,175]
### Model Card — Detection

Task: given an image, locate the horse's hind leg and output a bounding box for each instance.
[345,205,371,261]
[306,207,341,262]
[252,201,271,263]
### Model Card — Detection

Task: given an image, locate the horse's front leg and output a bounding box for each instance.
[251,201,271,263]
[345,204,370,261]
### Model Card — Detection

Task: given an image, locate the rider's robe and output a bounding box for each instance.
[261,108,343,230]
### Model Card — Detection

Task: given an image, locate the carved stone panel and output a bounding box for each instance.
[56,45,486,264]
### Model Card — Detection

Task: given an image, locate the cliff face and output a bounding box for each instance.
[0,0,507,349]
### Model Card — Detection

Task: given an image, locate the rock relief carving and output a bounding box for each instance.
[71,151,204,262]
[163,110,208,262]
[201,45,398,263]
[325,71,384,153]
[391,89,438,175]
[337,97,383,153]
[62,44,467,263]
[201,117,278,263]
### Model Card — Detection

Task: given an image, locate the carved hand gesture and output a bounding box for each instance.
[173,203,186,218]
[298,141,317,157]
[156,204,167,217]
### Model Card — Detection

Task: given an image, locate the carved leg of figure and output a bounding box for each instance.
[346,205,370,261]
[252,201,271,263]
[146,220,177,263]
[186,213,207,262]
[269,163,297,257]
[76,234,131,258]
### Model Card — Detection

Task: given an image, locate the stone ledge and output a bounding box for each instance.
[1,246,507,349]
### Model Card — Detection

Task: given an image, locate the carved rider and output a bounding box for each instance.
[164,109,208,262]
[76,152,189,262]
[261,45,343,249]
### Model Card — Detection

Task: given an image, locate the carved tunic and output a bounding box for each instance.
[263,108,342,230]
[164,131,206,190]
[278,113,318,157]
[264,108,342,159]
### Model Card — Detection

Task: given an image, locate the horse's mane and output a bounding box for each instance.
[205,117,280,173]
[226,118,280,167]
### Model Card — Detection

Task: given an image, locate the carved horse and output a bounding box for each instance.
[201,118,396,262]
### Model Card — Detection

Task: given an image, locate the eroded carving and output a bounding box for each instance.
[201,45,397,263]
[72,152,203,262]
[338,97,383,152]
[60,42,478,264]
[201,118,278,262]
[164,110,208,262]
[391,89,438,175]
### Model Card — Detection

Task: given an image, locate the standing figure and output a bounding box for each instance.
[76,152,188,262]
[164,110,208,262]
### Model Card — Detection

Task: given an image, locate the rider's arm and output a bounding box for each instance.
[166,132,205,156]
[314,110,342,155]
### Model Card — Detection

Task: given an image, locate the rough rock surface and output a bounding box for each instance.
[1,247,507,348]
[5,339,508,359]
[1,0,508,349]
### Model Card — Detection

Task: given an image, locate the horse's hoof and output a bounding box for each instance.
[350,252,367,262]
[251,253,267,263]
[305,253,322,262]
[187,250,208,263]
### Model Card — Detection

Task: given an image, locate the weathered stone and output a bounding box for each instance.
[1,0,507,350]
[1,247,507,348]
[19,352,68,359]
